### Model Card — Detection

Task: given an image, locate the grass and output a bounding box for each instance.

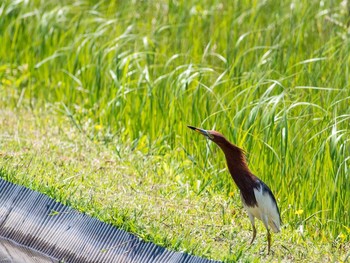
[0,0,349,262]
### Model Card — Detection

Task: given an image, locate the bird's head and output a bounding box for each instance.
[188,125,248,170]
[187,125,227,144]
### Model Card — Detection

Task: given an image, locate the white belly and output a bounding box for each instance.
[241,186,281,233]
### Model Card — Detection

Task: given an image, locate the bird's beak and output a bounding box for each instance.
[187,125,214,139]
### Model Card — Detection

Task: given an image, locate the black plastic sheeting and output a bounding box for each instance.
[0,178,221,263]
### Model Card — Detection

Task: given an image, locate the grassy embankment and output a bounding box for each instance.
[0,0,349,262]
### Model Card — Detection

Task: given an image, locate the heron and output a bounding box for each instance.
[188,126,281,254]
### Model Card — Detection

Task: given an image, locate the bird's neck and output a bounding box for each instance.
[217,141,257,190]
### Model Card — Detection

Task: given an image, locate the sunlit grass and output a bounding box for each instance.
[0,0,349,261]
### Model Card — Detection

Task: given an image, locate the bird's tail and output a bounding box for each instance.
[269,219,280,233]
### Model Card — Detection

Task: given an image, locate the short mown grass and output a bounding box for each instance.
[0,0,349,262]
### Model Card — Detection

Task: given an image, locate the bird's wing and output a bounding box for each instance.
[254,181,281,233]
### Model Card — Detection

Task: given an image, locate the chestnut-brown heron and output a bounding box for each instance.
[188,126,281,254]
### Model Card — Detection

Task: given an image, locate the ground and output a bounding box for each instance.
[0,108,348,262]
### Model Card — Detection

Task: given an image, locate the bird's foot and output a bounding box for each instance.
[258,247,274,256]
[267,247,275,255]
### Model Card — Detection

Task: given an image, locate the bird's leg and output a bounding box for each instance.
[267,229,271,255]
[262,216,272,255]
[248,213,256,245]
[250,225,257,244]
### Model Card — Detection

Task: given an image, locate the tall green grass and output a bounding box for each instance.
[1,0,349,259]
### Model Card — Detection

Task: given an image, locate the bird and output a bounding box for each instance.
[188,125,281,254]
